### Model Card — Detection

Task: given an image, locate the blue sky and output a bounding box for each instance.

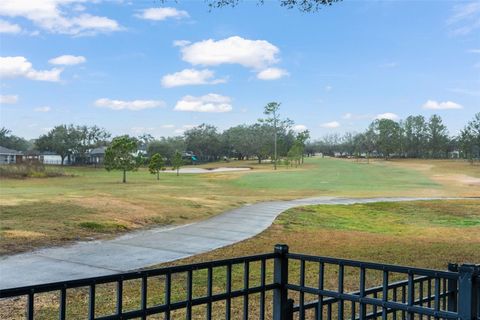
[0,0,479,139]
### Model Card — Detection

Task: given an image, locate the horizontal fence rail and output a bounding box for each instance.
[0,245,478,320]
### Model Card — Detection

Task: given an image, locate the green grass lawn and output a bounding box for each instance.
[0,157,477,254]
[2,200,478,319]
[232,157,439,194]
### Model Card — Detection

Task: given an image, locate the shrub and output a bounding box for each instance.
[0,163,69,179]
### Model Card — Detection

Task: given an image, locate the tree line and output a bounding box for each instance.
[1,110,479,168]
[304,113,479,161]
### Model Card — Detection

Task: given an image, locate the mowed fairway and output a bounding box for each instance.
[0,158,478,254]
[2,200,478,319]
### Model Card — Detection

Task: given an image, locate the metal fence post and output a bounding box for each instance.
[286,298,294,320]
[447,263,458,312]
[457,264,479,320]
[273,244,289,320]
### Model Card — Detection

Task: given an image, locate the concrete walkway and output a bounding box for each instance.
[0,197,445,289]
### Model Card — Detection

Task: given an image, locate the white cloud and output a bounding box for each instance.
[324,85,333,92]
[0,19,21,33]
[422,100,463,110]
[173,40,191,47]
[467,49,480,53]
[136,7,189,21]
[161,69,226,88]
[161,124,175,129]
[256,68,289,80]
[95,98,165,111]
[0,56,62,82]
[320,121,340,128]
[447,2,480,36]
[0,94,18,104]
[375,113,399,120]
[0,0,121,36]
[34,106,51,112]
[49,55,86,65]
[292,124,308,132]
[181,36,280,69]
[174,94,232,113]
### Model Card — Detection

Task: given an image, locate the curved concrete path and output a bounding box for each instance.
[0,197,448,289]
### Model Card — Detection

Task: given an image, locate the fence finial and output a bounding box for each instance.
[274,244,289,255]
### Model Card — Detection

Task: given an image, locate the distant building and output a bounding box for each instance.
[41,152,63,165]
[23,151,63,165]
[0,146,22,164]
[89,146,107,164]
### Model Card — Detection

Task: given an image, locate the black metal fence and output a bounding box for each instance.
[0,244,478,320]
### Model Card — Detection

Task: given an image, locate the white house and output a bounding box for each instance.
[41,152,63,165]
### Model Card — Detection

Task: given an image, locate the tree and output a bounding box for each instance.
[259,102,293,170]
[35,124,110,165]
[371,119,401,159]
[403,115,427,158]
[287,141,303,167]
[148,153,165,180]
[222,125,256,160]
[172,151,183,176]
[35,125,78,165]
[250,123,274,163]
[459,112,480,162]
[427,115,449,158]
[147,136,185,163]
[104,136,140,183]
[184,124,222,162]
[75,125,111,164]
[207,0,341,12]
[295,130,310,163]
[340,132,356,156]
[0,128,31,151]
[137,134,154,152]
[363,126,378,163]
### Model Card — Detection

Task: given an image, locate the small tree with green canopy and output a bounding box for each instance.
[104,136,140,183]
[172,151,183,176]
[148,153,165,180]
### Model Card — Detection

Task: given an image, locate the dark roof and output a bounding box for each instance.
[89,146,107,155]
[0,146,22,155]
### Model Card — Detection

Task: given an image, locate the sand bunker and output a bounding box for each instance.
[433,174,480,186]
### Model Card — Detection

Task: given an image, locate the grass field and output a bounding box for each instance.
[0,158,478,254]
[2,199,479,319]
